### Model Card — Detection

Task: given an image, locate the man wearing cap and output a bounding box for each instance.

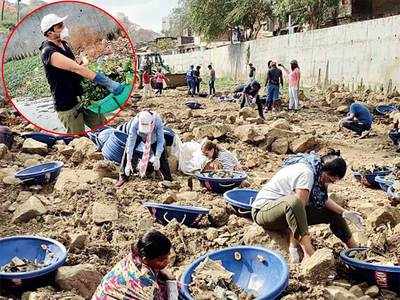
[39,14,124,133]
[116,110,172,187]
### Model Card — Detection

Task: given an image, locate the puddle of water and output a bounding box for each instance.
[12,97,66,132]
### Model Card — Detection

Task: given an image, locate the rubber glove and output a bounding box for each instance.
[124,161,133,176]
[93,72,124,95]
[342,210,365,231]
[289,247,300,264]
[153,155,161,170]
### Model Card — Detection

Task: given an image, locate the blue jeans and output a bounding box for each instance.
[266,84,280,108]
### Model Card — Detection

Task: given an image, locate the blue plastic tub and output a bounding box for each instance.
[180,246,289,300]
[196,171,247,194]
[375,104,399,115]
[375,175,394,192]
[0,236,67,280]
[21,133,57,147]
[223,188,258,218]
[353,169,392,189]
[101,131,128,164]
[340,247,400,293]
[15,161,63,185]
[143,202,209,227]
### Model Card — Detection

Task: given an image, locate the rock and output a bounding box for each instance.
[69,137,97,158]
[22,138,48,155]
[54,169,99,193]
[60,146,74,157]
[193,123,230,139]
[0,143,8,159]
[358,296,372,300]
[205,228,218,240]
[93,161,118,179]
[367,207,399,229]
[69,232,88,250]
[270,119,291,130]
[71,150,84,164]
[238,107,258,119]
[161,191,176,204]
[290,135,319,153]
[175,191,199,202]
[227,114,236,124]
[3,175,22,186]
[336,105,349,114]
[325,286,357,300]
[234,125,258,142]
[247,117,264,124]
[24,158,40,167]
[56,264,102,299]
[301,248,336,282]
[270,138,289,154]
[12,196,47,223]
[364,285,379,298]
[348,285,364,298]
[92,202,118,224]
[209,206,229,227]
[243,224,265,244]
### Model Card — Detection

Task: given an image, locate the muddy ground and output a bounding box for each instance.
[0,84,400,300]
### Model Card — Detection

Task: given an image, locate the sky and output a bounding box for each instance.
[9,0,180,32]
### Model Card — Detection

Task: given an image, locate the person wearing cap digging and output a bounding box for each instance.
[39,14,124,133]
[116,110,173,187]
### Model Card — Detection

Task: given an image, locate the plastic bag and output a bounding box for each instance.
[178,141,207,174]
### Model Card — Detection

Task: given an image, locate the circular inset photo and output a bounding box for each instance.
[1,0,136,135]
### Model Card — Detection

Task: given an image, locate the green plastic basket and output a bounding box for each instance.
[85,83,132,114]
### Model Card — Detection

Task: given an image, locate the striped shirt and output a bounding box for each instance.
[217,150,239,171]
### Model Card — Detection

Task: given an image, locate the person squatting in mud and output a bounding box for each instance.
[251,149,365,263]
[39,14,124,133]
[339,101,373,138]
[93,230,177,300]
[116,110,173,187]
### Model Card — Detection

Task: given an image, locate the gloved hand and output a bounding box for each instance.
[124,161,133,176]
[93,72,124,95]
[153,155,160,171]
[342,210,365,231]
[289,247,300,263]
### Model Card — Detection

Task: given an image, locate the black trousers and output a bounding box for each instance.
[240,94,265,119]
[155,82,163,95]
[342,120,370,135]
[209,80,215,95]
[119,137,172,181]
[196,80,200,94]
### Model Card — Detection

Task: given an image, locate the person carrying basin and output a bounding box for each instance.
[116,109,172,187]
[339,101,373,138]
[39,14,124,134]
[93,230,177,300]
[251,149,365,263]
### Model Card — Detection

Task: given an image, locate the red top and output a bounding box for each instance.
[142,71,151,84]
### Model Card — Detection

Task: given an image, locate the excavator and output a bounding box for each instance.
[136,52,186,89]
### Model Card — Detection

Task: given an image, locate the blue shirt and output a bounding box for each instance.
[350,102,373,127]
[125,113,165,161]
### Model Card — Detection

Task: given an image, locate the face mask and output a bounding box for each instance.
[60,26,69,39]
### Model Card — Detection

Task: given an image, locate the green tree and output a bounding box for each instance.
[186,0,233,42]
[162,6,190,37]
[273,0,340,29]
[225,0,273,40]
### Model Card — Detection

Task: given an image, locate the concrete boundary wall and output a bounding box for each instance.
[163,15,400,90]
